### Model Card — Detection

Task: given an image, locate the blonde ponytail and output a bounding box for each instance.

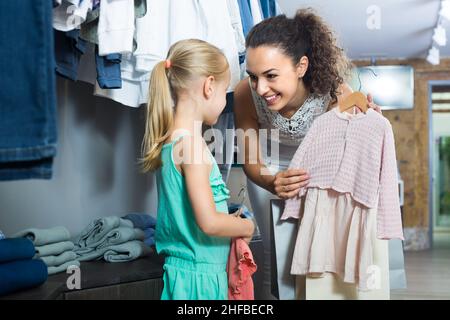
[141,39,229,172]
[141,61,173,172]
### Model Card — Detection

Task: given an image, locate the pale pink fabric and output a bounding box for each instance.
[282,108,404,240]
[291,188,380,291]
[226,238,257,300]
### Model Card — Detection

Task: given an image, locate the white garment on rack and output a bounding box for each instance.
[275,1,283,15]
[249,0,263,24]
[226,0,246,56]
[98,0,135,56]
[53,0,93,32]
[77,44,150,107]
[200,0,240,91]
[92,0,241,108]
[132,0,170,73]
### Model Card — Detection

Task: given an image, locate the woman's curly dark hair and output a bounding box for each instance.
[246,8,352,104]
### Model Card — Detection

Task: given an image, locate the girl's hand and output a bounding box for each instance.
[273,169,309,199]
[367,93,382,114]
[242,218,255,244]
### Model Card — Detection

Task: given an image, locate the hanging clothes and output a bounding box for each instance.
[259,0,277,19]
[94,47,122,89]
[97,0,135,55]
[248,0,263,25]
[53,0,93,32]
[55,29,87,81]
[0,0,57,181]
[79,0,147,46]
[237,0,254,37]
[227,0,246,61]
[78,0,242,108]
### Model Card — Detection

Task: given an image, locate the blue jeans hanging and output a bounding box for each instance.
[0,0,57,181]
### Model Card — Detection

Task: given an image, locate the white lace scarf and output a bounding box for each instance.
[250,87,331,147]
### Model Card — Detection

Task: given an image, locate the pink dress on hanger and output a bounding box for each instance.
[282,107,403,290]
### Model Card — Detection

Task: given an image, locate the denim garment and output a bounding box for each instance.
[259,0,277,19]
[0,0,57,181]
[0,259,48,296]
[123,213,157,230]
[55,29,87,81]
[237,0,254,37]
[95,46,122,89]
[0,238,35,263]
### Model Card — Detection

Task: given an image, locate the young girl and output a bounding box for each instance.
[141,39,255,300]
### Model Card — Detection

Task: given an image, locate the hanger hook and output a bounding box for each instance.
[356,67,378,92]
[238,187,246,207]
[357,68,362,91]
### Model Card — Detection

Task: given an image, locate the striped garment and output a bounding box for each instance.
[282,107,404,240]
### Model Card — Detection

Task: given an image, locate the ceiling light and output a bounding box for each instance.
[433,24,447,46]
[426,46,440,65]
[439,0,450,20]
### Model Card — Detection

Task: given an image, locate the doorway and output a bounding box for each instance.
[429,81,450,248]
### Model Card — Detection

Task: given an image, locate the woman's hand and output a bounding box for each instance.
[367,93,382,114]
[273,169,309,199]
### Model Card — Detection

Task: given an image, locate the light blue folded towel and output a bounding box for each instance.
[76,240,151,262]
[103,240,152,263]
[40,251,78,267]
[47,260,80,276]
[76,217,133,248]
[13,226,70,246]
[75,247,108,262]
[95,227,145,250]
[34,241,75,258]
[75,227,145,259]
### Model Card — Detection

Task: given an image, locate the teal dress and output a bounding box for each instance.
[155,136,231,300]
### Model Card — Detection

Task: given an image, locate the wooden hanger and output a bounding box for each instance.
[339,91,369,113]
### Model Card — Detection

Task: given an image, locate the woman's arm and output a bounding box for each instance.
[181,137,254,239]
[233,79,309,198]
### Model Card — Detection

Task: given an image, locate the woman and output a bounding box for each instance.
[234,9,380,299]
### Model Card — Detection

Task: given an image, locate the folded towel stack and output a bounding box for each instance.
[13,227,79,275]
[123,213,157,247]
[0,238,48,296]
[0,229,5,240]
[75,216,151,262]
